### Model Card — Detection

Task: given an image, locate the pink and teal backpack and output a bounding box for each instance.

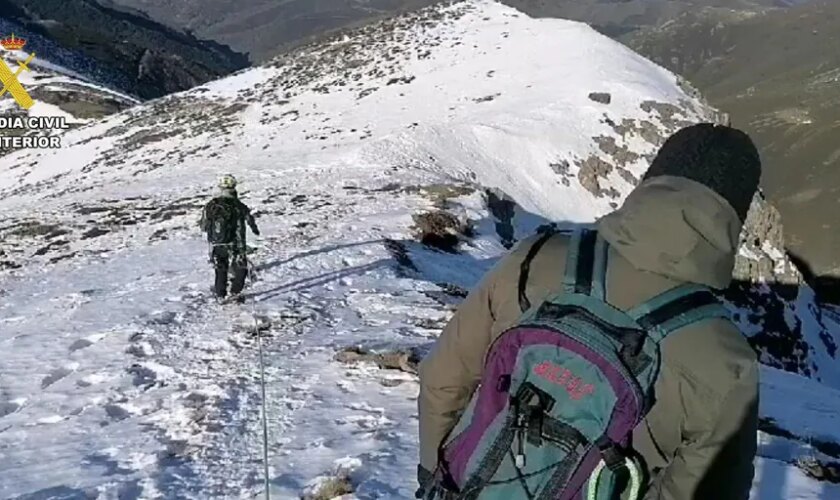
[424,227,729,500]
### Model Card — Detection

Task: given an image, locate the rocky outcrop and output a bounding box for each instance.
[721,195,837,383]
[734,193,802,285]
[588,92,612,104]
[573,98,711,203]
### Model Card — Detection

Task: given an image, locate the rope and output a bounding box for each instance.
[247,257,271,500]
[586,458,641,500]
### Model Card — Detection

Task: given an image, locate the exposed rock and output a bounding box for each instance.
[474,93,501,103]
[616,167,639,186]
[412,210,473,253]
[604,115,667,148]
[414,183,475,209]
[576,155,614,197]
[734,193,802,285]
[640,100,694,132]
[81,227,110,240]
[720,194,836,379]
[593,135,641,168]
[33,240,69,256]
[549,159,573,187]
[335,346,422,374]
[796,457,840,484]
[435,283,469,298]
[588,92,611,104]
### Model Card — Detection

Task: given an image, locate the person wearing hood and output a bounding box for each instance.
[200,174,261,301]
[417,123,761,499]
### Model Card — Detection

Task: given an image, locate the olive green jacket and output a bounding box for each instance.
[418,176,758,499]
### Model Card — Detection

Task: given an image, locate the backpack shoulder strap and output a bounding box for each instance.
[562,227,609,300]
[206,196,228,212]
[627,284,731,343]
[518,227,558,312]
[517,225,608,312]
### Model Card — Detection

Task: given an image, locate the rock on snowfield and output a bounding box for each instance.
[0,1,838,498]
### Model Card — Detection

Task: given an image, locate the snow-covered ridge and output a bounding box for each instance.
[0,0,838,497]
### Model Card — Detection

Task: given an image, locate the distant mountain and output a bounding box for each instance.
[106,0,814,64]
[106,0,442,62]
[0,0,249,99]
[623,0,840,292]
[496,0,785,37]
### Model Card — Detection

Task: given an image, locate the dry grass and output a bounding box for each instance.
[302,476,354,500]
[796,457,840,484]
[412,210,473,253]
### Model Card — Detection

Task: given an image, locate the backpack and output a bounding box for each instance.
[203,197,240,245]
[424,227,729,500]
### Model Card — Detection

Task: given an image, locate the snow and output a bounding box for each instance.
[761,366,840,446]
[751,457,840,500]
[0,1,837,498]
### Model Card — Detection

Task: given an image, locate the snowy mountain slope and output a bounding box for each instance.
[0,0,838,498]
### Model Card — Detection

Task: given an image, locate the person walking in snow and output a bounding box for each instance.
[417,124,761,499]
[200,174,261,301]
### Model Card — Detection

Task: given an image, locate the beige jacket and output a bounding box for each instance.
[418,176,758,499]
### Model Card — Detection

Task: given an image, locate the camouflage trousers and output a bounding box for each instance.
[211,245,248,298]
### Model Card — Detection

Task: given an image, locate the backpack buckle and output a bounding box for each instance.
[511,383,556,447]
[597,437,627,472]
[512,382,556,413]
